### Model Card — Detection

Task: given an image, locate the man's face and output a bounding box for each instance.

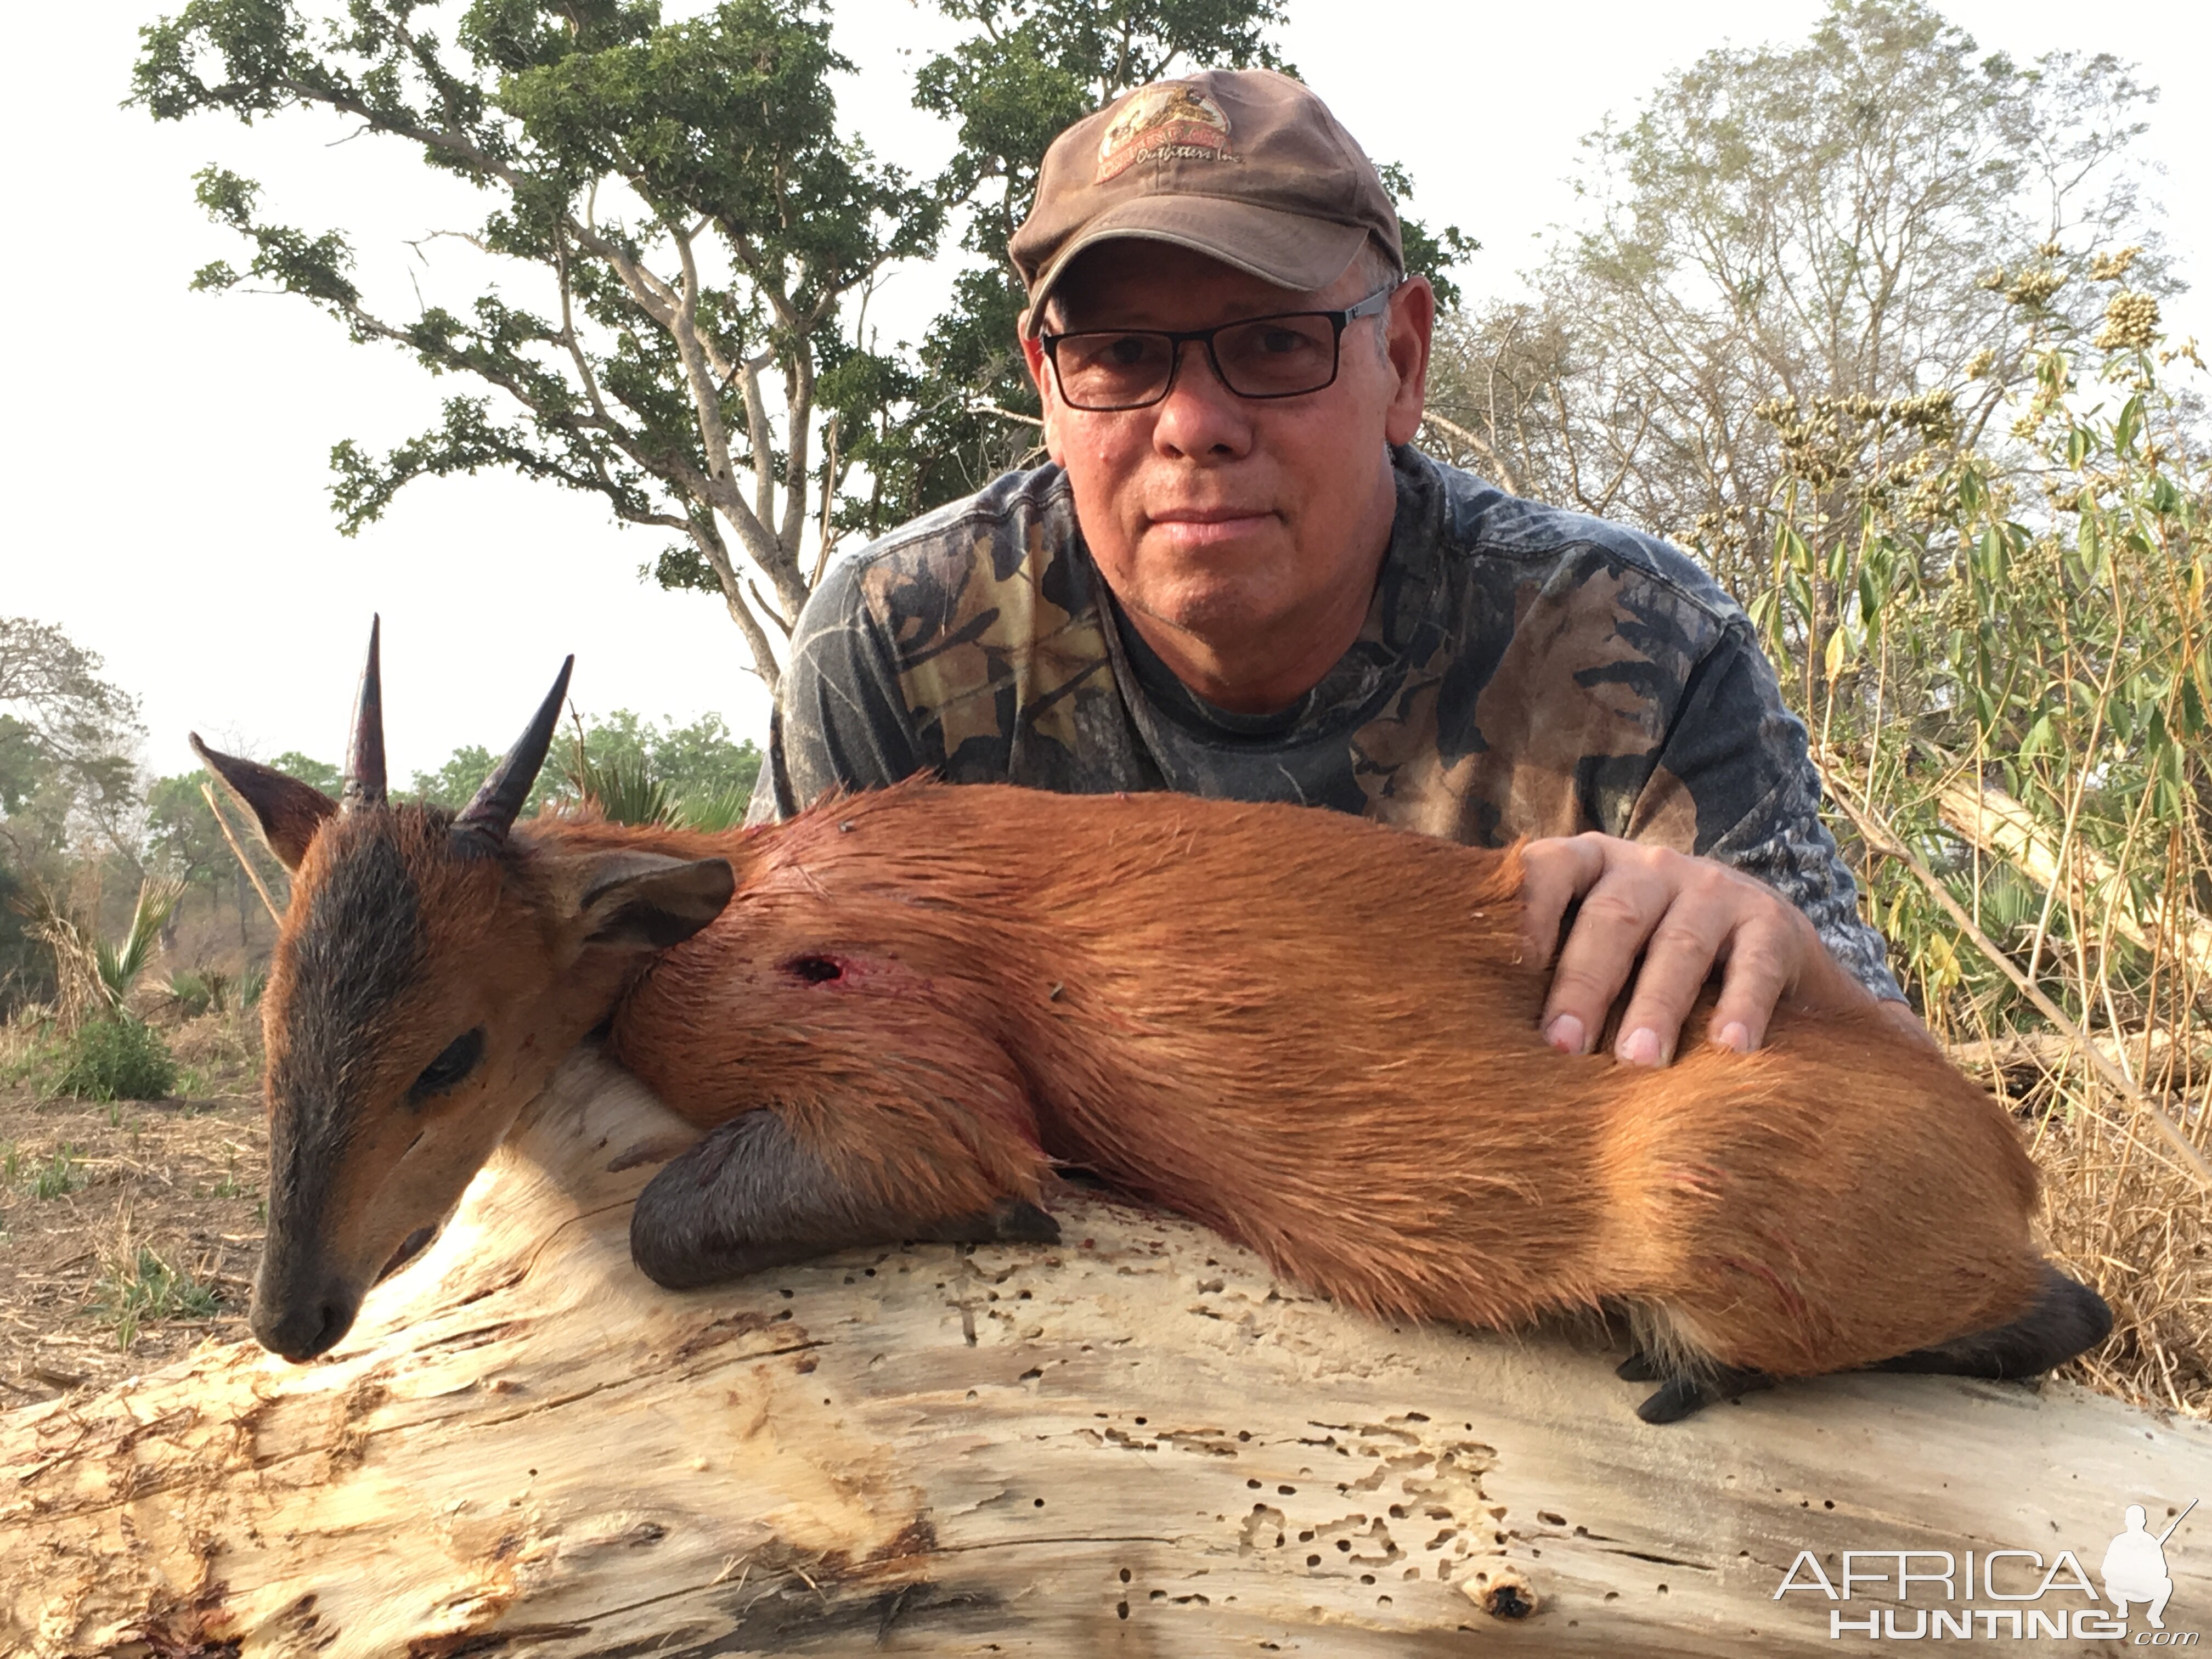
[1021,242,1432,702]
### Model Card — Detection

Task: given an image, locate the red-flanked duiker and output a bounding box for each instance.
[196,625,2109,1421]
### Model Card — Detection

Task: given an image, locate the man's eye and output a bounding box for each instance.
[409,1028,485,1103]
[1254,327,1317,357]
[1073,334,1162,370]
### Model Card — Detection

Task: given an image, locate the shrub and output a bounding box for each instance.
[28,1146,81,1199]
[87,1244,221,1350]
[44,1015,177,1103]
[163,967,267,1024]
[163,969,213,1018]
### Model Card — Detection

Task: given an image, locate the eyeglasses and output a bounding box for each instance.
[1039,286,1398,411]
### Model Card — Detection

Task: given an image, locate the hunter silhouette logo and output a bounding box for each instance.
[1773,1497,2198,1641]
[2106,1500,2193,1630]
[1097,82,1231,181]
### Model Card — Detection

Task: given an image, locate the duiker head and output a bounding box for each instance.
[198,622,733,1361]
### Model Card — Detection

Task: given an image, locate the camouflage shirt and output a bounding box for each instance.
[755,445,1904,1002]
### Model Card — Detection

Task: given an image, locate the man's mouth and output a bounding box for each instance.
[1148,508,1274,547]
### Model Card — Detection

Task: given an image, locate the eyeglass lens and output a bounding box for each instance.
[1052,314,1342,409]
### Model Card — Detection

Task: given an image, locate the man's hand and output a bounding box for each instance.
[1519,832,1887,1065]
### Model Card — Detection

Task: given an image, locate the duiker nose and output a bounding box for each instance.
[251,1276,360,1363]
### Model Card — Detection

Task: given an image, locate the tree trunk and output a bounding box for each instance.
[5,1053,2209,1657]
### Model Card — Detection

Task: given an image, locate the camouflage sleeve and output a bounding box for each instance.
[748,556,928,824]
[1650,618,1906,1005]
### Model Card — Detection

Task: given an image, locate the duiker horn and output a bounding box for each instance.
[342,615,388,812]
[454,657,574,852]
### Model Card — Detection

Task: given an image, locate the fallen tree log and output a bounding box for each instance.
[1934,775,2212,983]
[1947,1027,2212,1089]
[6,1053,2210,1657]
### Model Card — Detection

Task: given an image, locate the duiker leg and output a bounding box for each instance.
[1618,1301,1778,1423]
[1868,1264,2112,1380]
[1630,1363,1775,1424]
[630,1109,1058,1291]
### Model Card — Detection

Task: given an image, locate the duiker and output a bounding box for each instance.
[199,627,2108,1421]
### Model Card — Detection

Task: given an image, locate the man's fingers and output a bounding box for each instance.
[1611,909,1733,1066]
[1703,910,1802,1056]
[1520,833,1836,1066]
[1517,836,1609,969]
[1539,867,1670,1054]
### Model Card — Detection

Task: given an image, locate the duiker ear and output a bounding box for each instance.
[576,851,735,950]
[191,734,337,872]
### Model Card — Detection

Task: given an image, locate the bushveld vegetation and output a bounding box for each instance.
[3,0,2203,1406]
[1415,3,2212,1412]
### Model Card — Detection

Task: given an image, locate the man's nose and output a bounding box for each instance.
[1150,339,1254,459]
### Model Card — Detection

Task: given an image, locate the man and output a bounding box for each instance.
[753,68,1919,1063]
[2102,1504,2177,1629]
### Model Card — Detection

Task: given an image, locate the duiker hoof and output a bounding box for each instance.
[1635,1364,1773,1423]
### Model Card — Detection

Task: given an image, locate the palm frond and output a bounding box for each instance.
[97,877,185,1007]
[567,747,676,827]
[673,783,752,834]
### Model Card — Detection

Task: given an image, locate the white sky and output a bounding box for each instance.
[4,1,2206,781]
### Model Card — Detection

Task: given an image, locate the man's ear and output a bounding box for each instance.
[1383,275,1437,447]
[191,734,337,872]
[1018,324,1066,465]
[575,851,735,950]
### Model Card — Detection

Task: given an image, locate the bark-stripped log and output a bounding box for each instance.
[5,1052,2209,1657]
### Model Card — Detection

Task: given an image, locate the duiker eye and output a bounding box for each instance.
[409,1028,485,1103]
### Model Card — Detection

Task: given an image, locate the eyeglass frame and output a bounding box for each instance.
[1036,284,1402,412]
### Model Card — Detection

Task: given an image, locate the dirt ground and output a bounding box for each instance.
[0,1012,266,1407]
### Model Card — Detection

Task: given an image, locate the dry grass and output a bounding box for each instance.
[2015,1063,2212,1415]
[0,1008,264,1406]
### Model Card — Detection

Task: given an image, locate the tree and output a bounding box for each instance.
[136,0,948,694]
[400,709,760,826]
[134,2,1469,690]
[839,0,1293,530]
[1423,0,2168,597]
[145,774,229,895]
[0,618,145,873]
[269,751,343,796]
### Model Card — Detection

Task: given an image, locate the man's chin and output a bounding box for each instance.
[1124,579,1277,639]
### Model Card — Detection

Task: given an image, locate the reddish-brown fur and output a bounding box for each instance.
[554,780,2051,1381]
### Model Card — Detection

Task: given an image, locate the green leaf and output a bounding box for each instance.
[1775,521,1813,574]
[1974,526,2009,585]
[1824,535,1850,586]
[1784,566,1815,624]
[1858,562,1884,629]
[1745,586,1781,650]
[2114,394,2145,456]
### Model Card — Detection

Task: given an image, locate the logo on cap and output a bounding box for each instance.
[1097,82,1232,182]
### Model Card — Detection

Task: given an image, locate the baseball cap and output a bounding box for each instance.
[1009,69,1404,335]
